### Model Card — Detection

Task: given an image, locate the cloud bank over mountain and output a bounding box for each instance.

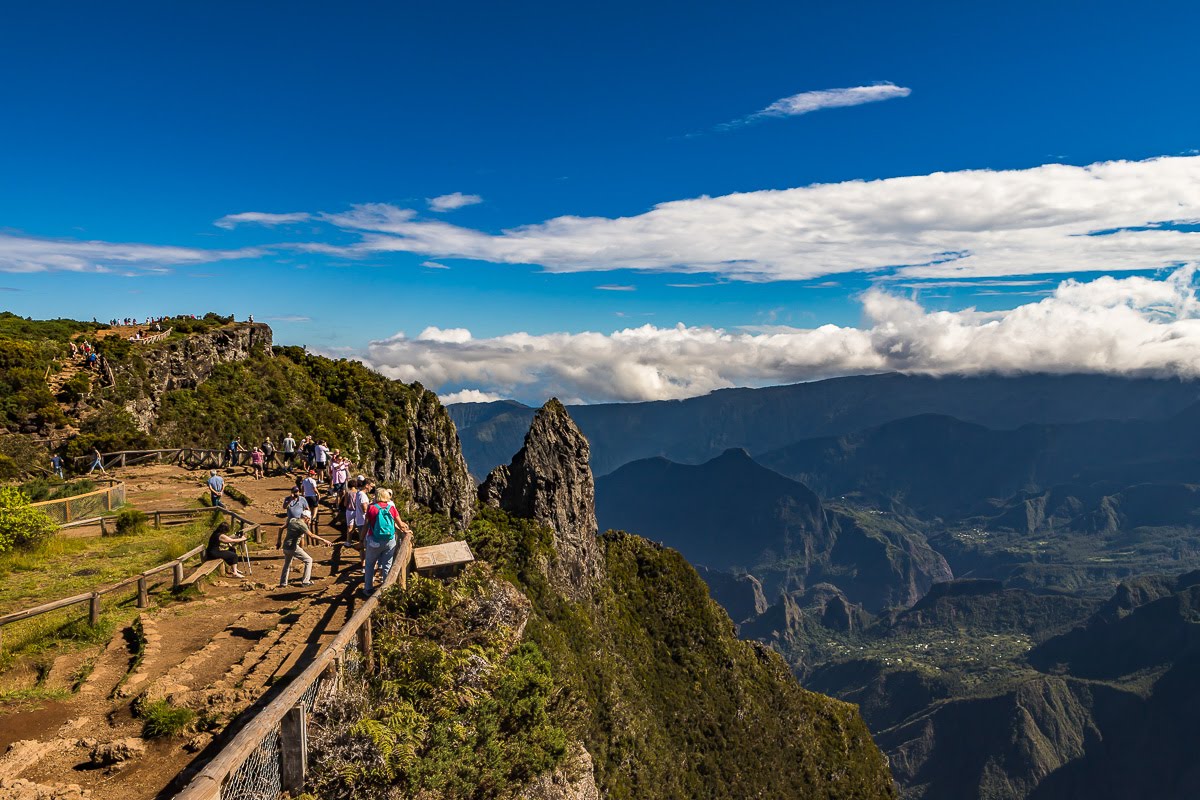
[366,269,1200,403]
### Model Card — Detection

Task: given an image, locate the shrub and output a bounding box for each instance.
[112,508,149,536]
[0,487,56,554]
[137,699,196,738]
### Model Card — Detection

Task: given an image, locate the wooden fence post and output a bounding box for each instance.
[173,562,184,589]
[137,576,149,608]
[358,617,374,675]
[280,704,309,792]
[64,498,72,523]
[89,593,100,626]
[154,510,162,529]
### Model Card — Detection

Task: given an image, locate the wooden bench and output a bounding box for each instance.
[177,559,225,588]
[412,541,475,577]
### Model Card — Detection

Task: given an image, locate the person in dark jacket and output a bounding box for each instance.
[206,522,247,578]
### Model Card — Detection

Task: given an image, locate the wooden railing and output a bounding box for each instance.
[0,508,262,649]
[71,448,229,472]
[174,536,414,800]
[28,479,126,524]
[130,327,172,343]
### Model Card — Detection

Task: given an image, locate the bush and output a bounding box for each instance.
[137,699,196,738]
[0,487,56,554]
[112,508,149,536]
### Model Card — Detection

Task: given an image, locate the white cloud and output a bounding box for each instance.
[0,232,259,274]
[308,156,1200,283]
[214,211,312,229]
[596,284,636,291]
[438,388,507,404]
[364,269,1200,403]
[428,192,483,212]
[421,260,451,269]
[265,315,312,322]
[718,82,911,130]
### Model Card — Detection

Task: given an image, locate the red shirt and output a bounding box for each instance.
[365,501,401,532]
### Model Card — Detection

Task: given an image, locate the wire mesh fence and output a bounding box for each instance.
[30,481,125,524]
[221,726,282,800]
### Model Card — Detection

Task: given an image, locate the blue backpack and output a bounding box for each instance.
[372,502,396,541]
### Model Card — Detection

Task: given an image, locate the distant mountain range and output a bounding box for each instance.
[596,447,951,612]
[449,373,1200,478]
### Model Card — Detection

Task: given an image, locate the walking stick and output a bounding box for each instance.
[241,541,253,575]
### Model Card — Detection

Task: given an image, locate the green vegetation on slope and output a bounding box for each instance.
[469,507,897,800]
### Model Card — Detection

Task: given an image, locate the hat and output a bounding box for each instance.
[355,474,365,482]
[301,508,312,518]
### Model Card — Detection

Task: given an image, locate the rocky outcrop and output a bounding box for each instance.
[479,399,601,600]
[109,323,272,430]
[520,743,601,800]
[363,388,476,526]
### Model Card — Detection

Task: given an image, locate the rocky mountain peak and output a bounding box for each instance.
[479,398,602,599]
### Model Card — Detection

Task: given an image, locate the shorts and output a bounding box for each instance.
[305,496,318,511]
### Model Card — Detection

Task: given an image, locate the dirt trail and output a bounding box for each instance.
[0,464,363,800]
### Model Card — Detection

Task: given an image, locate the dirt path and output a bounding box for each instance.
[0,464,363,800]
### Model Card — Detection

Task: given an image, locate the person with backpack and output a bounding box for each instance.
[361,487,412,597]
[227,437,243,468]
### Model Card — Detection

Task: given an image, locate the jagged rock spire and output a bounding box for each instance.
[479,398,602,599]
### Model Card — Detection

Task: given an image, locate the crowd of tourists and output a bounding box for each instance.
[205,433,412,595]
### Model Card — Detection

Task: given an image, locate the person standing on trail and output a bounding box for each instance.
[282,433,297,471]
[262,438,276,474]
[330,452,348,497]
[301,436,315,471]
[87,447,107,475]
[278,508,330,588]
[206,522,247,578]
[50,453,65,480]
[362,488,412,597]
[207,469,226,507]
[301,470,320,532]
[250,446,265,480]
[351,476,371,544]
[227,437,243,468]
[313,440,330,481]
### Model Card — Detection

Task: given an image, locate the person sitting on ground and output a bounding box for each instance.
[207,469,225,507]
[279,508,332,588]
[87,447,107,475]
[361,487,412,597]
[206,522,247,578]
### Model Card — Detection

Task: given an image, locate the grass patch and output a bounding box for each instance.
[137,698,196,738]
[0,515,217,616]
[0,686,71,707]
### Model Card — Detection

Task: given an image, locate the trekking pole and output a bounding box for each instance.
[241,541,253,575]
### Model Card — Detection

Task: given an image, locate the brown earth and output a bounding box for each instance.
[0,463,368,800]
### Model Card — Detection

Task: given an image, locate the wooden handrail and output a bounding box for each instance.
[27,480,124,509]
[174,536,414,800]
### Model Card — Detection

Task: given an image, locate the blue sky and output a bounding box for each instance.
[4,1,1200,402]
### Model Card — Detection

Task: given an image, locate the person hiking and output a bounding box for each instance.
[279,508,332,588]
[50,453,64,480]
[206,522,247,578]
[313,440,330,481]
[262,437,276,474]
[361,487,412,597]
[282,433,297,471]
[351,476,372,545]
[86,447,107,475]
[227,437,243,468]
[250,446,265,480]
[301,436,315,471]
[207,469,226,507]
